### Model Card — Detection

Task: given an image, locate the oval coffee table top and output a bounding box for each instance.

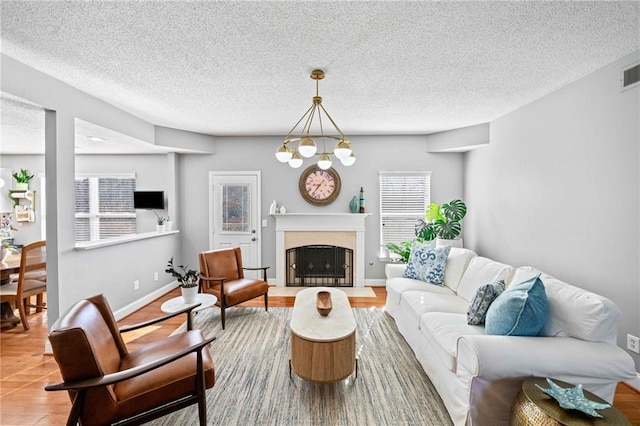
[290,287,355,342]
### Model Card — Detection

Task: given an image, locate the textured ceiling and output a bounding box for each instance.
[0,1,639,154]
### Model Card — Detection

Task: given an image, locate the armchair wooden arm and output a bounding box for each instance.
[119,303,202,332]
[243,266,270,281]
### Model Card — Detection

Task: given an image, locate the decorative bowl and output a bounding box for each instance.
[316,291,332,316]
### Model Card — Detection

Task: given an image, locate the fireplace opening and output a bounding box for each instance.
[286,245,353,287]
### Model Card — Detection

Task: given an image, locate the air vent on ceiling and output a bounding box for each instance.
[621,61,639,91]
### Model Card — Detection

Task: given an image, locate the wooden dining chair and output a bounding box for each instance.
[0,240,47,330]
[199,247,269,329]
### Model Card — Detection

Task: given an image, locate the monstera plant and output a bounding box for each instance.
[426,199,467,240]
[386,199,467,262]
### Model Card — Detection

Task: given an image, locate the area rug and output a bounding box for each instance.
[268,286,377,297]
[148,307,452,426]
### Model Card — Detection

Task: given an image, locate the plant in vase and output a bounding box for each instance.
[154,211,167,232]
[165,257,199,304]
[12,168,34,190]
[385,199,467,261]
[425,199,467,246]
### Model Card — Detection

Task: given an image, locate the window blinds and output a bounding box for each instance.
[75,175,136,242]
[379,171,431,246]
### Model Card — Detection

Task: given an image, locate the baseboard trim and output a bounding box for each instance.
[365,279,386,286]
[625,373,640,391]
[112,282,179,321]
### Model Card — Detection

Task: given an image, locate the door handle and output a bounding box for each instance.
[251,237,257,242]
[251,229,256,233]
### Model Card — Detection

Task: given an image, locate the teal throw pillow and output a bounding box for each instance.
[467,280,505,325]
[403,243,451,286]
[485,274,548,336]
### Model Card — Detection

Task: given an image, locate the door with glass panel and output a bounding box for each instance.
[209,172,261,278]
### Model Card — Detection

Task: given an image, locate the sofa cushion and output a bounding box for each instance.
[385,277,455,318]
[403,243,451,286]
[400,290,468,329]
[419,312,485,373]
[466,280,505,325]
[443,248,477,292]
[485,274,548,336]
[512,267,621,344]
[456,257,514,302]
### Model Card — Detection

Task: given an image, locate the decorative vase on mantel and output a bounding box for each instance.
[181,285,199,304]
[349,196,359,213]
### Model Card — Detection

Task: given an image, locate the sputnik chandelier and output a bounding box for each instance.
[275,69,355,169]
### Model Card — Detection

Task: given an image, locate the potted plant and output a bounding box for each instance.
[154,211,167,232]
[425,199,467,247]
[385,199,467,261]
[165,257,199,303]
[12,169,34,190]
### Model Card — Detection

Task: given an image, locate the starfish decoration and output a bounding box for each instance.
[536,378,611,418]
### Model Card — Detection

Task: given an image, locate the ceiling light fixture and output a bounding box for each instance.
[275,69,355,169]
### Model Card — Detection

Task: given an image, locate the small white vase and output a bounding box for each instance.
[156,224,165,233]
[269,200,277,214]
[15,182,28,191]
[181,285,199,304]
[164,220,173,231]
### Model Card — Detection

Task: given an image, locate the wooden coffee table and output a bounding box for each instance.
[289,287,357,384]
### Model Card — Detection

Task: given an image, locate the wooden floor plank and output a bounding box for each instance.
[1,286,638,424]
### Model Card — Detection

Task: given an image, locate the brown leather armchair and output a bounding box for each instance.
[45,294,215,426]
[199,247,269,329]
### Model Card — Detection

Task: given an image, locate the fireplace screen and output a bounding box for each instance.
[286,245,353,287]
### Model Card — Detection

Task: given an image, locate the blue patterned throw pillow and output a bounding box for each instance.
[403,243,451,286]
[466,280,505,325]
[485,274,548,336]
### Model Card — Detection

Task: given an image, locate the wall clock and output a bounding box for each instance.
[298,165,341,206]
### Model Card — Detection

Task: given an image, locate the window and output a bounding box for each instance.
[75,174,136,242]
[379,171,431,248]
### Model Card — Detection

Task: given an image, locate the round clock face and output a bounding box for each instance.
[298,165,341,206]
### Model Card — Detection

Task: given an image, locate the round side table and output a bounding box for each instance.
[510,377,630,425]
[160,293,217,314]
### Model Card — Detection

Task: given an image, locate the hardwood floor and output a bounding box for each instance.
[1,287,638,425]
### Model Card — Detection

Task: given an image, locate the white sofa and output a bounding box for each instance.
[385,247,637,425]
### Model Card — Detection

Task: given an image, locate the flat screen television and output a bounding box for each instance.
[133,191,165,210]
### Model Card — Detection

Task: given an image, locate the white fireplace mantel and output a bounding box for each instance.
[273,213,372,287]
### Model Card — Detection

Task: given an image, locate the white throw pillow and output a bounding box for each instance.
[443,248,477,291]
[456,257,514,302]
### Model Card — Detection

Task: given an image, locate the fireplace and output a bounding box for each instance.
[286,245,354,287]
[273,213,371,287]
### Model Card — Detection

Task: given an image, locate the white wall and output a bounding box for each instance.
[178,135,464,281]
[464,51,640,369]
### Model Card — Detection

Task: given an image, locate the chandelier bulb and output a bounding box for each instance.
[275,144,293,162]
[288,151,304,168]
[334,140,352,160]
[317,153,332,170]
[340,151,356,166]
[298,137,317,158]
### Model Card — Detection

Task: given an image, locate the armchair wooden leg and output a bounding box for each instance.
[221,306,226,330]
[196,350,207,426]
[264,293,268,311]
[66,391,84,426]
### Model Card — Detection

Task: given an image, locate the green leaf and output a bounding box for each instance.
[414,219,436,241]
[441,199,466,222]
[425,203,444,222]
[434,220,461,239]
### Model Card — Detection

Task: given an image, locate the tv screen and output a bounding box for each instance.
[133,191,164,210]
